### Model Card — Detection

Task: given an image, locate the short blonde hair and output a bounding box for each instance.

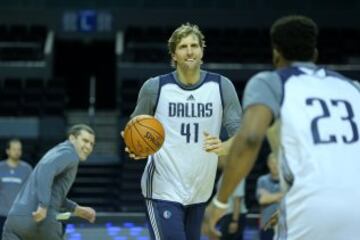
[168,23,206,67]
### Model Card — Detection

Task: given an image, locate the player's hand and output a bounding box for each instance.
[264,210,279,230]
[32,206,47,222]
[203,202,226,239]
[228,221,239,233]
[203,132,223,155]
[74,205,96,223]
[121,131,147,160]
[124,147,148,160]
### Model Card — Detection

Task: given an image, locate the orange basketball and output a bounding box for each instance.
[123,115,165,157]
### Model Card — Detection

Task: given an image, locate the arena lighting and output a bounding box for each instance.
[62,10,112,33]
[78,10,97,32]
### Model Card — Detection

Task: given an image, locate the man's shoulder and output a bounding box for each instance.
[0,160,7,169]
[202,70,234,89]
[203,70,226,80]
[251,70,279,81]
[141,76,162,90]
[246,70,280,91]
[155,72,177,82]
[59,146,78,161]
[46,141,78,162]
[19,161,33,170]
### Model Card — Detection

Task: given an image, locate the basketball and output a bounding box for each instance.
[123,115,165,157]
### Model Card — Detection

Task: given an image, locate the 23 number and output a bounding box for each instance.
[306,98,359,144]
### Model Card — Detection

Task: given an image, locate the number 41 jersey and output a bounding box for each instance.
[141,72,223,205]
[278,66,360,240]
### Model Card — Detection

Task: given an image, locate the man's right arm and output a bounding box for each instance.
[266,120,280,158]
[204,71,281,238]
[35,152,77,209]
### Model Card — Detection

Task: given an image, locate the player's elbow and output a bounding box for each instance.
[244,133,263,148]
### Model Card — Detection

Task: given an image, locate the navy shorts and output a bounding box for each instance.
[144,199,206,240]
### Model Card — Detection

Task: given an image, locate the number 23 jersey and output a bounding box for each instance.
[243,62,360,240]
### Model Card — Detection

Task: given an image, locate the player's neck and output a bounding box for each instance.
[271,173,279,180]
[176,68,201,85]
[275,60,290,69]
[6,158,20,168]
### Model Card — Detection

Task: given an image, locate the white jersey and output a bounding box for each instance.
[141,72,223,205]
[277,67,360,240]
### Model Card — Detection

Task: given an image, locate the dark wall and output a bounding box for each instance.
[0,0,360,39]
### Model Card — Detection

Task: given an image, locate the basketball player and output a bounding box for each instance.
[0,139,32,237]
[124,23,242,239]
[2,124,97,240]
[204,15,360,240]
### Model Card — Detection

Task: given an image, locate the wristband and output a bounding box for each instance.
[212,197,229,209]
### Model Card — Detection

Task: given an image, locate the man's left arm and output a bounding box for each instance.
[217,71,281,202]
[60,197,96,223]
[62,198,78,212]
[218,104,272,205]
[203,77,241,157]
[228,196,241,234]
[229,179,246,233]
[220,77,242,138]
[73,205,96,223]
[205,105,272,239]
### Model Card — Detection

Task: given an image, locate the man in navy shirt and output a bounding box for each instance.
[0,139,32,237]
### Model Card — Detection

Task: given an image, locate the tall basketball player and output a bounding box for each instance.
[124,23,242,239]
[205,15,360,240]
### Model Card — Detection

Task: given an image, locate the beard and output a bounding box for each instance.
[179,59,202,71]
